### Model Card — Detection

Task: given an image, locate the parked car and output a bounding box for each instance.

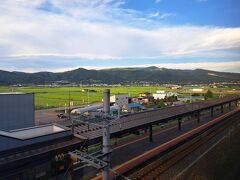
[57,113,67,119]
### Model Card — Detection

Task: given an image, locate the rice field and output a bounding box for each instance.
[0,86,162,109]
[0,85,239,110]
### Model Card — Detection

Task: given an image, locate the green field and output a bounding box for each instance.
[0,86,239,110]
[0,86,163,109]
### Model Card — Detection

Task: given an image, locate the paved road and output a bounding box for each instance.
[35,103,102,125]
[35,109,60,125]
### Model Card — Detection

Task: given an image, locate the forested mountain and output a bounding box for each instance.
[0,66,239,85]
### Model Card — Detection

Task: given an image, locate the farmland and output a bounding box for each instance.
[0,86,161,109]
[0,85,239,110]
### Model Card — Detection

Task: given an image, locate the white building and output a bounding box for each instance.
[177,95,204,102]
[156,90,165,93]
[153,92,166,100]
[190,88,204,92]
[153,91,179,100]
[110,94,129,109]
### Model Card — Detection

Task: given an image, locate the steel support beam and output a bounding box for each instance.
[69,150,108,170]
[197,112,200,123]
[149,125,153,142]
[178,118,182,131]
[211,107,214,117]
[221,104,223,113]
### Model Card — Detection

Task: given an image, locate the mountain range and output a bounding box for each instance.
[0,66,239,85]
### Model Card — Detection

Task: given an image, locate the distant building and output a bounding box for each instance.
[170,85,182,90]
[166,92,179,97]
[123,102,143,113]
[110,94,129,109]
[153,91,179,100]
[177,95,204,102]
[81,89,97,92]
[139,92,151,97]
[153,91,166,100]
[190,88,204,92]
[156,90,165,93]
[0,92,35,130]
[132,96,154,104]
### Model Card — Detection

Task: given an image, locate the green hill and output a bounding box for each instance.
[0,66,239,85]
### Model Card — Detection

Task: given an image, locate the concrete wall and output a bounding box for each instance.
[110,94,129,108]
[0,93,35,130]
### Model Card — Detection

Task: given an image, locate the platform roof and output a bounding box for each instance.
[0,124,69,140]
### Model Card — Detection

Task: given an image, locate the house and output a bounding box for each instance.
[132,96,154,104]
[166,92,179,97]
[170,85,182,90]
[139,92,151,97]
[190,88,204,92]
[123,102,143,113]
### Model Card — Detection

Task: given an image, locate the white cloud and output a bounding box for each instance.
[196,0,208,2]
[92,61,240,73]
[135,61,240,73]
[155,0,162,3]
[1,60,239,73]
[0,0,240,72]
[149,12,160,18]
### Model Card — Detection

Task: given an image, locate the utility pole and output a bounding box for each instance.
[102,89,110,180]
[68,89,130,180]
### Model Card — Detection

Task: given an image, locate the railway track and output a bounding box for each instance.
[128,110,240,180]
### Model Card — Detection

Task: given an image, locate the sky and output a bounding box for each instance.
[0,0,240,73]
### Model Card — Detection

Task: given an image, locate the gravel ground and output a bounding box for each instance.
[178,113,240,180]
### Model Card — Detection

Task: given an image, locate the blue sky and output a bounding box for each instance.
[125,0,240,27]
[0,0,240,72]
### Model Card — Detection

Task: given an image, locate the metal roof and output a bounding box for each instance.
[0,92,25,95]
[128,103,142,108]
[73,96,240,143]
